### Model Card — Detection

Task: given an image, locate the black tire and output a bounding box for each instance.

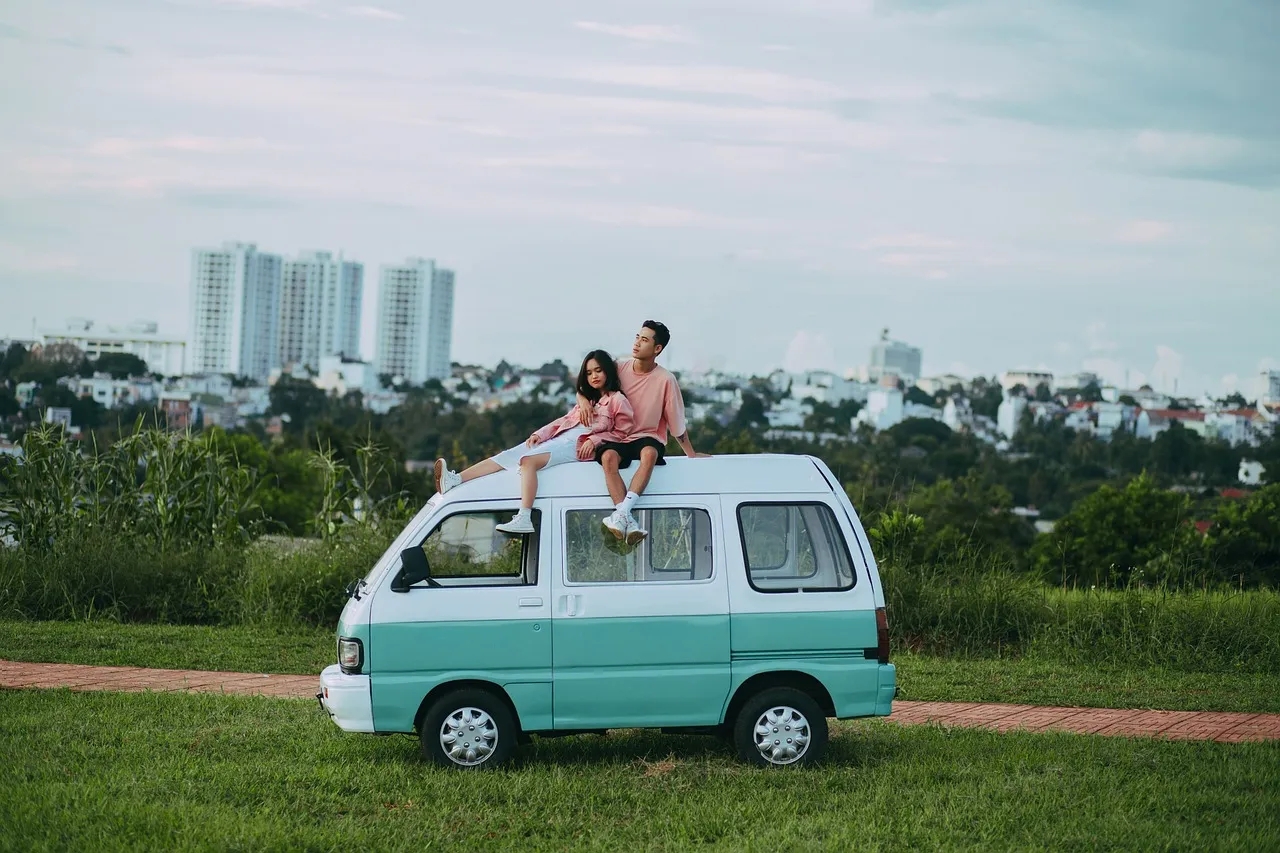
[420,688,518,770]
[732,686,829,767]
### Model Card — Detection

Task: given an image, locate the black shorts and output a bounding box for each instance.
[594,437,667,468]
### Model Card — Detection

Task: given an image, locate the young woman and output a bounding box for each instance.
[433,350,635,534]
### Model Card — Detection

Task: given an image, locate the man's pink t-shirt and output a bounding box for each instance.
[616,358,686,444]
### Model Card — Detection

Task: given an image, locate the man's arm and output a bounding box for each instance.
[673,431,710,458]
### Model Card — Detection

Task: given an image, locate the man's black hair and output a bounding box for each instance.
[642,320,671,352]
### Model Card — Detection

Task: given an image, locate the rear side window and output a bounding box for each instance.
[737,503,855,592]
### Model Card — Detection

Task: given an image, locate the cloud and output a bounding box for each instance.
[165,189,297,210]
[783,330,835,373]
[0,241,79,273]
[568,64,845,104]
[861,233,961,250]
[210,0,314,8]
[572,22,694,44]
[1115,219,1172,244]
[1082,358,1147,389]
[1084,321,1117,353]
[1151,344,1184,393]
[88,136,287,156]
[0,23,131,56]
[344,5,403,21]
[1117,131,1280,188]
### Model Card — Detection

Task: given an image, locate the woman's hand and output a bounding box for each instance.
[525,433,542,448]
[576,394,594,426]
[576,440,595,461]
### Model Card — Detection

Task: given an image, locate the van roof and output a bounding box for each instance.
[436,454,836,503]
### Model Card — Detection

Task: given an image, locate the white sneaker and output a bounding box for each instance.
[602,511,626,541]
[496,512,535,535]
[624,512,647,546]
[434,458,462,495]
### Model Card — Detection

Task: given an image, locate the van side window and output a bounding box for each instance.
[413,510,539,587]
[737,503,855,592]
[565,508,712,583]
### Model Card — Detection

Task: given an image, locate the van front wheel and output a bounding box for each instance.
[732,687,828,767]
[420,688,517,770]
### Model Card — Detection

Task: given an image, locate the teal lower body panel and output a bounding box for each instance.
[729,609,883,720]
[552,615,730,729]
[728,658,881,720]
[369,619,552,732]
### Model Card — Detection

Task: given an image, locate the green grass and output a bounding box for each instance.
[894,653,1280,714]
[2,689,1278,852]
[5,619,1280,715]
[0,619,333,674]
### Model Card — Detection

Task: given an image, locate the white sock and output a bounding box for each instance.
[619,491,639,515]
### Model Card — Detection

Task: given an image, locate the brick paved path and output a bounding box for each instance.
[3,660,1279,743]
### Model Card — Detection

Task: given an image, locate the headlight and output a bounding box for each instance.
[338,637,364,674]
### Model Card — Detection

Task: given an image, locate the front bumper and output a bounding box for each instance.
[318,664,375,733]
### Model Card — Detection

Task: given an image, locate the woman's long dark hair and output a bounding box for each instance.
[576,350,622,403]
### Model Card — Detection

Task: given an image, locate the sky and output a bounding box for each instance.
[1,0,1277,398]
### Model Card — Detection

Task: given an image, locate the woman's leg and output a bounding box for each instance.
[460,458,503,482]
[518,454,551,508]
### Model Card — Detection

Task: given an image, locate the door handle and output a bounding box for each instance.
[558,594,578,617]
[518,597,543,607]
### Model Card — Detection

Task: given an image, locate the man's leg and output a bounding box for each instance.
[618,446,661,545]
[600,450,629,541]
[626,447,660,497]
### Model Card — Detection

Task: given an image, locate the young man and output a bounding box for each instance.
[577,320,708,545]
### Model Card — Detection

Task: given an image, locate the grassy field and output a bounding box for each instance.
[4,618,1280,714]
[2,689,1277,851]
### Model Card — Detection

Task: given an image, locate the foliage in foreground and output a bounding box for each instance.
[3,690,1278,852]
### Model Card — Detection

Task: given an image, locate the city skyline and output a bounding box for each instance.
[1,1,1277,396]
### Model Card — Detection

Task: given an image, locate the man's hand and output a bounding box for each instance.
[576,440,595,461]
[525,433,542,448]
[576,394,594,427]
[675,433,710,459]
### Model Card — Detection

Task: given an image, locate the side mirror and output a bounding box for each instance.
[391,547,440,593]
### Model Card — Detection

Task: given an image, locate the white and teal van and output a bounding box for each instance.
[318,454,895,769]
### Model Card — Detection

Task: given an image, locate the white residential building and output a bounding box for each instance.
[1057,371,1100,391]
[278,251,363,371]
[71,374,160,410]
[790,370,869,405]
[1239,459,1266,486]
[917,373,967,395]
[40,319,186,375]
[375,258,455,384]
[856,387,904,431]
[1001,370,1054,393]
[316,355,379,397]
[1262,370,1280,405]
[997,393,1028,439]
[189,242,282,382]
[868,329,923,384]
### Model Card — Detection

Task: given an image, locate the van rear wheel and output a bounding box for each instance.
[732,687,828,767]
[420,688,517,770]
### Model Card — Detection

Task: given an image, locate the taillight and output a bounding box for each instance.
[875,607,890,664]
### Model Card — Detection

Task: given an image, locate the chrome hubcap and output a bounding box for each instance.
[439,707,498,767]
[753,705,811,765]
